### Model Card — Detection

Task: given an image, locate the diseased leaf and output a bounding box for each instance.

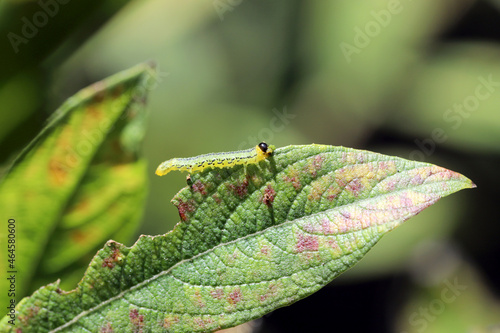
[0,63,156,310]
[0,144,474,332]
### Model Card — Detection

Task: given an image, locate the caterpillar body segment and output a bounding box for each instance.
[156,142,274,176]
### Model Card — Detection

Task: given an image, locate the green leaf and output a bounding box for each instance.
[0,63,156,311]
[1,144,474,332]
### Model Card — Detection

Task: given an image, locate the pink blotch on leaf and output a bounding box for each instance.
[321,218,337,235]
[259,283,278,302]
[260,244,270,256]
[327,238,340,252]
[295,233,319,253]
[326,184,341,201]
[385,179,397,192]
[303,222,319,234]
[282,169,302,190]
[193,317,214,328]
[346,178,364,197]
[210,288,224,300]
[307,155,324,178]
[228,288,243,305]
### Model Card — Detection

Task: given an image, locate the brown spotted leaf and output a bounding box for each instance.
[0,63,155,312]
[0,144,474,332]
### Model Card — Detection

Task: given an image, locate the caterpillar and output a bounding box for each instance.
[156,142,275,176]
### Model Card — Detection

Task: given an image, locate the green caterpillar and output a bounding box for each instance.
[156,142,275,176]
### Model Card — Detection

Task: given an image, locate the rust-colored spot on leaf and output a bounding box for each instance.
[177,199,196,221]
[163,315,180,329]
[129,308,144,332]
[48,158,70,185]
[86,102,102,119]
[102,246,123,269]
[101,259,114,269]
[193,289,206,308]
[192,180,207,196]
[262,184,276,206]
[227,288,243,305]
[212,193,222,204]
[227,178,249,198]
[70,229,88,244]
[17,306,40,326]
[100,323,114,333]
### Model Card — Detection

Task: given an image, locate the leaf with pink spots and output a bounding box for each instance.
[1,145,474,332]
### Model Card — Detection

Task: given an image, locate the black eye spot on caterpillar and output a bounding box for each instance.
[258,142,269,153]
[156,142,275,176]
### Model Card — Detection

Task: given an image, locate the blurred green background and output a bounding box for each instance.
[1,0,500,332]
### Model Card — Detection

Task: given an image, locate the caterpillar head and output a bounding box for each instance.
[256,142,274,160]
